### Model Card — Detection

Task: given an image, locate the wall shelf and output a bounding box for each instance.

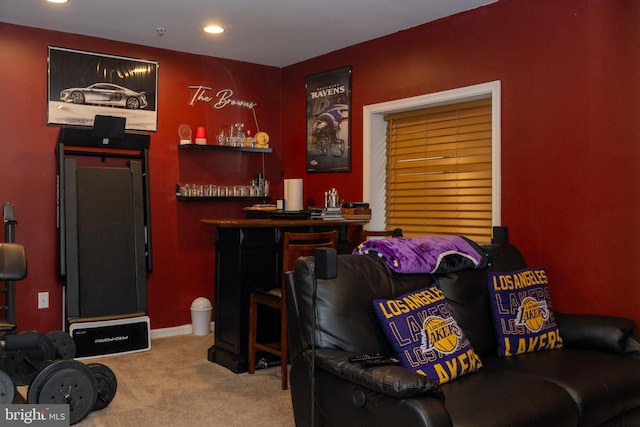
[178,144,272,153]
[176,195,272,202]
[177,143,271,203]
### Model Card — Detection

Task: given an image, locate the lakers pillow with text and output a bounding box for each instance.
[488,267,563,356]
[373,285,482,385]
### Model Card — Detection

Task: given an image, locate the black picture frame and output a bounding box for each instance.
[48,46,158,132]
[305,66,351,173]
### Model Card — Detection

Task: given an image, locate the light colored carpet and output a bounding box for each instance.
[53,333,294,427]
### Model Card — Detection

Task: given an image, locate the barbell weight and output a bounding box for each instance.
[27,360,97,425]
[1,331,57,386]
[46,331,77,359]
[87,363,117,410]
[0,370,15,404]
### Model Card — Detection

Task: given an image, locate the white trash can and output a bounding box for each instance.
[191,297,212,336]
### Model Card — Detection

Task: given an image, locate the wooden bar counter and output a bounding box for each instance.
[201,218,367,373]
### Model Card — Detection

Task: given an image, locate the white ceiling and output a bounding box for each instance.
[1,0,497,67]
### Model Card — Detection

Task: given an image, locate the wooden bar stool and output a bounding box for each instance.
[248,230,337,390]
[360,228,403,243]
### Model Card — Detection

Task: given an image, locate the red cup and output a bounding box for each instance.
[195,127,206,138]
[195,127,207,145]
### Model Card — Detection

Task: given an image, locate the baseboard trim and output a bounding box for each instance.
[150,322,214,340]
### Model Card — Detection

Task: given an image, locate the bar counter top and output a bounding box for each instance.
[200,218,369,228]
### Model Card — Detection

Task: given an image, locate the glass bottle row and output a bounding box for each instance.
[177,180,269,198]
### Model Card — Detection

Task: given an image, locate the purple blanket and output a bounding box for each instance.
[353,235,487,274]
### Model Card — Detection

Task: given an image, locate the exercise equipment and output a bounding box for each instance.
[1,203,19,332]
[27,360,96,422]
[1,331,57,386]
[0,205,118,425]
[46,330,77,360]
[56,128,152,357]
[87,363,118,411]
[27,360,97,425]
[0,370,14,404]
[0,330,117,424]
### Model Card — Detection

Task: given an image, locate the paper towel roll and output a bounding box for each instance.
[284,179,303,211]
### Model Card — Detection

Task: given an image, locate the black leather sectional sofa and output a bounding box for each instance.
[285,242,640,427]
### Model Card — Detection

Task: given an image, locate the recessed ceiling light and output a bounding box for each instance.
[47,0,69,3]
[203,25,224,34]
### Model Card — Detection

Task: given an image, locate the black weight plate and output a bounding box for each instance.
[27,360,97,402]
[28,361,97,425]
[2,332,58,386]
[87,363,117,410]
[46,331,77,359]
[2,347,50,386]
[27,360,97,409]
[0,370,15,404]
[33,367,96,425]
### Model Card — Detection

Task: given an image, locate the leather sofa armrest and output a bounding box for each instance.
[306,348,442,399]
[555,312,636,354]
[622,332,640,359]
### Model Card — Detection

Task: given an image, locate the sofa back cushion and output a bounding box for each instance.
[292,254,434,355]
[435,244,527,358]
[290,243,527,359]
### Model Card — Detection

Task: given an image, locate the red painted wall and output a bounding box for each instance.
[280,0,640,326]
[0,23,282,331]
[2,0,639,333]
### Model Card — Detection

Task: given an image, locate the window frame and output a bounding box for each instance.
[362,81,502,235]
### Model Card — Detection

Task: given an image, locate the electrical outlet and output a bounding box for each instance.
[38,292,49,309]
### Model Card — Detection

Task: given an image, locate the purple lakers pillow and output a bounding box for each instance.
[488,267,563,356]
[373,285,482,384]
